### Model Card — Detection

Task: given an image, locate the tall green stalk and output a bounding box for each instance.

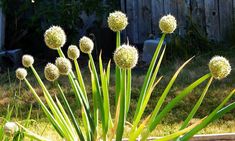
[56,82,85,141]
[115,31,121,105]
[74,59,87,100]
[116,69,126,141]
[134,34,166,121]
[57,48,95,140]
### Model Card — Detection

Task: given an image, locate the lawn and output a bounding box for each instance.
[0,46,234,140]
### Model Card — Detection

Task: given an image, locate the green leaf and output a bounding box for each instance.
[179,77,213,130]
[99,52,111,135]
[180,88,235,140]
[130,46,166,137]
[134,34,166,122]
[148,57,194,132]
[150,73,211,131]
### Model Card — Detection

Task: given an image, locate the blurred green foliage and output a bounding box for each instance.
[0,0,118,52]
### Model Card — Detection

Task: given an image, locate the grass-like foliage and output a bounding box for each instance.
[3,11,234,141]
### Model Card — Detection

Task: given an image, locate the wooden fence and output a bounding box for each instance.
[120,0,235,44]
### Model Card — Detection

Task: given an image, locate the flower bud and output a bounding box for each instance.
[209,56,231,80]
[44,26,66,49]
[159,14,177,34]
[44,63,60,81]
[55,57,72,75]
[113,44,138,69]
[4,122,19,136]
[16,68,27,80]
[79,36,94,54]
[67,45,80,60]
[22,54,34,68]
[108,11,128,32]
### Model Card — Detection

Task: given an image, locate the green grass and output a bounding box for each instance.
[0,47,235,140]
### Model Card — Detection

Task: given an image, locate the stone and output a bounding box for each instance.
[142,38,166,64]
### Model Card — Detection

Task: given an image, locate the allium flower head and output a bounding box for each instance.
[44,63,60,81]
[79,36,94,54]
[55,57,72,75]
[108,11,128,32]
[159,14,177,34]
[4,122,19,136]
[114,44,138,69]
[44,26,66,50]
[16,68,27,80]
[67,45,80,60]
[22,54,34,68]
[209,56,231,80]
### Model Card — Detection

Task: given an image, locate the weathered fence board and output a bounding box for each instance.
[219,0,233,39]
[137,0,152,43]
[151,0,164,35]
[121,0,235,44]
[191,0,206,34]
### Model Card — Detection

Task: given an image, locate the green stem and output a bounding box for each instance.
[134,33,166,121]
[56,82,85,141]
[23,78,64,138]
[74,59,87,100]
[116,69,126,141]
[30,66,75,140]
[126,69,131,115]
[115,31,121,105]
[24,131,51,141]
[57,48,95,140]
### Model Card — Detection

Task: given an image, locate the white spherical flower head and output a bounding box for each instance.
[67,45,80,60]
[22,54,34,68]
[159,14,177,34]
[44,63,60,81]
[209,56,231,80]
[79,36,94,54]
[108,11,128,32]
[16,68,27,80]
[55,57,72,75]
[113,44,138,69]
[44,26,66,50]
[4,122,19,136]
